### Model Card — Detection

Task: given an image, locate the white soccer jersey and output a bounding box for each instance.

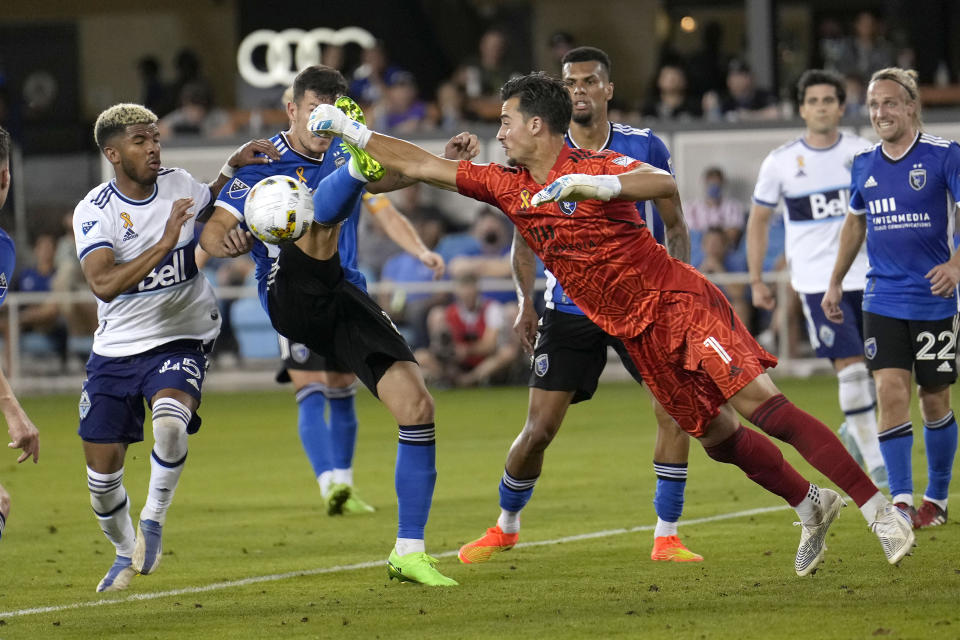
[73,168,221,357]
[752,133,871,293]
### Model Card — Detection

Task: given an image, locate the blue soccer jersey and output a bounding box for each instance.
[0,228,14,306]
[214,132,365,309]
[849,132,960,320]
[546,123,673,315]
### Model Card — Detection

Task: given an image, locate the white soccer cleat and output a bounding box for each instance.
[96,555,135,592]
[794,488,846,576]
[871,502,916,565]
[132,519,163,575]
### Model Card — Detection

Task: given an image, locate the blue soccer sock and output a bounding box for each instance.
[312,164,366,225]
[497,470,538,534]
[653,461,687,537]
[296,383,332,486]
[395,424,437,540]
[878,422,914,505]
[924,411,958,503]
[326,385,359,483]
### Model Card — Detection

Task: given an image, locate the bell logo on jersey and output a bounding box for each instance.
[138,247,191,292]
[809,189,849,219]
[909,164,926,191]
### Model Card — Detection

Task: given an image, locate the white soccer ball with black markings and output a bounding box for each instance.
[245,175,313,244]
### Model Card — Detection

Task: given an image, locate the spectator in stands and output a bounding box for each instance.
[641,63,702,121]
[834,10,897,80]
[454,27,521,121]
[415,271,520,388]
[159,82,235,139]
[549,31,576,67]
[686,21,729,103]
[685,167,746,250]
[439,207,514,287]
[136,56,171,117]
[434,80,469,133]
[10,233,67,366]
[704,59,779,121]
[51,211,97,365]
[374,70,432,133]
[349,40,405,111]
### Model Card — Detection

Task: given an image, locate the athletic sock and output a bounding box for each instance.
[498,470,539,534]
[878,421,914,505]
[703,425,809,507]
[87,467,136,557]
[751,394,877,506]
[396,424,436,540]
[312,164,367,225]
[923,411,957,504]
[859,491,888,523]
[296,383,332,480]
[837,362,885,470]
[141,397,190,524]
[395,537,425,556]
[793,484,821,525]
[653,461,687,535]
[326,385,359,483]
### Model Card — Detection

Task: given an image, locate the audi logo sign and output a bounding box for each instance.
[237,27,377,88]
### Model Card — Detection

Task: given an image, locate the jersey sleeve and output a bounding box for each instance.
[215,166,268,223]
[456,161,512,208]
[0,231,15,306]
[645,134,674,175]
[943,142,960,204]
[182,168,213,211]
[73,201,116,262]
[848,156,867,215]
[752,152,781,208]
[599,151,645,175]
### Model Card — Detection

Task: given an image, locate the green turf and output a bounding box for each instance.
[0,377,957,639]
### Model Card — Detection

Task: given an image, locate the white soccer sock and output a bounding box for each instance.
[923,496,948,510]
[794,484,821,525]
[332,468,353,486]
[395,537,425,556]
[140,398,190,525]
[87,466,136,557]
[654,518,679,538]
[497,509,521,534]
[859,492,889,523]
[837,363,885,470]
[317,471,334,497]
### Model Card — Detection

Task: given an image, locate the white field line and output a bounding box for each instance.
[0,504,789,619]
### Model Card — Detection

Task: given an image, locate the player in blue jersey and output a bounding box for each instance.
[458,47,702,565]
[0,125,41,543]
[747,69,886,488]
[824,67,959,529]
[200,65,477,586]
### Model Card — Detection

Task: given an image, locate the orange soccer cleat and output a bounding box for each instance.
[457,525,519,564]
[650,535,704,562]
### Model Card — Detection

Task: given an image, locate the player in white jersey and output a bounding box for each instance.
[747,69,886,488]
[74,103,277,591]
[824,68,960,529]
[460,46,702,566]
[0,125,41,543]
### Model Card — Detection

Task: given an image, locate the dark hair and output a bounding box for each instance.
[0,125,9,167]
[704,166,724,181]
[796,69,846,105]
[293,65,348,104]
[500,72,571,135]
[561,46,611,77]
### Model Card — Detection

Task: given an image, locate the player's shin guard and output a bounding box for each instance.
[837,362,884,470]
[325,383,359,483]
[142,397,190,525]
[750,394,876,506]
[312,164,367,225]
[396,424,437,540]
[653,462,687,535]
[296,383,333,484]
[703,426,809,507]
[923,411,957,504]
[878,422,914,505]
[87,467,136,557]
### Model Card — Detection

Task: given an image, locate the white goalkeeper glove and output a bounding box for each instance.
[307,104,372,148]
[530,174,622,206]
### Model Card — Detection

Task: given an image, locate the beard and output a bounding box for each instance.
[506,157,518,167]
[572,111,593,126]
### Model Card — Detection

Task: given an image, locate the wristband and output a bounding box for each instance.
[220,162,236,179]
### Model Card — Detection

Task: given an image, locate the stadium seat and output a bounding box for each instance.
[230,297,281,360]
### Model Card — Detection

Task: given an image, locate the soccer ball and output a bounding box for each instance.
[245,175,313,244]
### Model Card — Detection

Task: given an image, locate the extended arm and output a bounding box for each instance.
[82,198,194,302]
[369,196,445,278]
[746,203,775,311]
[531,164,677,206]
[654,191,690,263]
[1,368,38,464]
[821,213,867,323]
[198,208,250,259]
[511,228,539,354]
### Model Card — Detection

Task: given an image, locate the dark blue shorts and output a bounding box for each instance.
[800,290,865,360]
[78,340,209,444]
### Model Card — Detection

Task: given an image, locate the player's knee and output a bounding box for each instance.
[402,389,435,424]
[519,417,560,452]
[152,398,191,461]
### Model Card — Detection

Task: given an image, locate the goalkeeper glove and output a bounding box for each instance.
[307,104,372,148]
[530,174,622,206]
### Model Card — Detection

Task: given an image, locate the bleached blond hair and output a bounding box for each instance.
[868,67,923,130]
[93,103,158,149]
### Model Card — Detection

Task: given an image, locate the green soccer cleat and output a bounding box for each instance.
[342,490,376,515]
[387,549,459,586]
[334,95,385,181]
[323,483,352,516]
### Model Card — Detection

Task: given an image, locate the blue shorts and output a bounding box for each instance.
[800,290,865,360]
[78,340,209,444]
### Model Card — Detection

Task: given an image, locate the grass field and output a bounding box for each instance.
[0,376,958,639]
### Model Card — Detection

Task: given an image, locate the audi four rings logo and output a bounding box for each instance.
[237,27,376,88]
